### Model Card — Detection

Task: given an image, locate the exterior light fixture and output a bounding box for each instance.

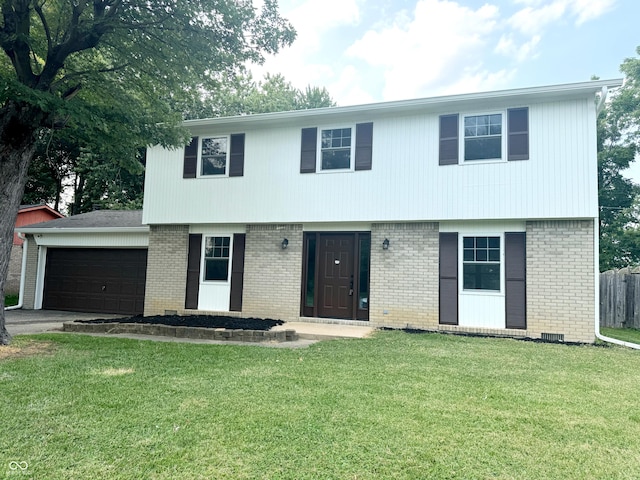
[382,238,390,250]
[281,238,289,249]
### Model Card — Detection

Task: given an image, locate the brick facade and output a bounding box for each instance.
[369,222,439,329]
[144,225,189,316]
[22,235,39,309]
[526,220,596,343]
[6,244,23,295]
[242,224,303,321]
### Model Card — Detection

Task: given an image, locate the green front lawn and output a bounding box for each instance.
[1,332,640,479]
[601,326,640,345]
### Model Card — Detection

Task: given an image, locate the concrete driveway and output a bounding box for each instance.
[4,309,119,336]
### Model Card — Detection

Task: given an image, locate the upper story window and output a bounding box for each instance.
[321,128,352,170]
[203,236,230,281]
[464,114,502,161]
[201,137,228,176]
[183,134,245,179]
[300,123,373,173]
[439,108,528,166]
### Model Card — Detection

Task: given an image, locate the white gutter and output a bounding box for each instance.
[593,220,640,349]
[5,233,27,311]
[596,86,609,116]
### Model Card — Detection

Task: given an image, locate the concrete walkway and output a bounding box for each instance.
[4,309,375,346]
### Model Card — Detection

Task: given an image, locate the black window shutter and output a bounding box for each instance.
[229,234,246,312]
[507,107,529,161]
[505,232,526,329]
[229,133,245,177]
[185,234,202,309]
[355,122,373,171]
[439,114,459,165]
[183,136,198,178]
[439,232,459,325]
[300,127,317,173]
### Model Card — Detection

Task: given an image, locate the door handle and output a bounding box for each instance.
[349,276,354,296]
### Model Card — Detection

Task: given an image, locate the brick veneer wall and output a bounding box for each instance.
[22,235,39,309]
[369,222,439,329]
[144,225,189,316]
[242,224,302,321]
[6,244,23,295]
[526,219,596,343]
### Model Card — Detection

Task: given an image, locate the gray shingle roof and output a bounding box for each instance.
[19,210,145,230]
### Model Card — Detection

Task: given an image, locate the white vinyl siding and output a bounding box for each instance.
[143,98,597,225]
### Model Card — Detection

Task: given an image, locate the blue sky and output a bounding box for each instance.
[253,0,636,105]
[252,0,640,181]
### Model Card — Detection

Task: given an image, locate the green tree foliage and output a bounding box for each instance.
[598,48,640,270]
[0,0,295,343]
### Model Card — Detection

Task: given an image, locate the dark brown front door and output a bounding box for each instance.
[317,234,354,319]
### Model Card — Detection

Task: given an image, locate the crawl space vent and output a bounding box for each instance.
[541,333,565,342]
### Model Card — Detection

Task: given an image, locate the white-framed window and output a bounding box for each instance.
[203,236,231,281]
[200,136,229,176]
[319,127,353,171]
[462,112,504,162]
[462,236,501,291]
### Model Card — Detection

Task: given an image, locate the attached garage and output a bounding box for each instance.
[43,248,147,315]
[16,210,149,315]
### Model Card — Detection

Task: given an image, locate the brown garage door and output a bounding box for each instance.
[43,248,147,315]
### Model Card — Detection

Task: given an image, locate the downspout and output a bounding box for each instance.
[4,233,27,311]
[594,218,640,349]
[596,86,609,116]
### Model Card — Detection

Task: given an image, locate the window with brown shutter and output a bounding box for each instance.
[505,232,526,329]
[507,107,529,161]
[355,122,373,170]
[185,234,202,309]
[439,232,459,325]
[229,233,246,311]
[183,137,198,178]
[439,114,459,165]
[229,133,245,177]
[300,127,317,173]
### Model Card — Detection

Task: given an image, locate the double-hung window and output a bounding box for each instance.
[463,236,501,291]
[321,128,352,170]
[201,137,228,176]
[203,236,230,281]
[464,114,502,161]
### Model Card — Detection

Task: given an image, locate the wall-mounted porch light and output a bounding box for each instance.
[281,238,289,250]
[382,238,390,250]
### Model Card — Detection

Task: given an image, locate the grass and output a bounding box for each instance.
[601,326,640,345]
[1,332,640,479]
[3,294,18,307]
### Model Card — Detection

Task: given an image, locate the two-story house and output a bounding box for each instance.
[17,79,621,343]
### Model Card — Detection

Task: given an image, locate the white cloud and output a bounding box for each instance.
[495,33,541,62]
[345,0,500,100]
[328,65,377,106]
[509,0,616,35]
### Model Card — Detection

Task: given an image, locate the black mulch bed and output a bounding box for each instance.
[76,314,284,331]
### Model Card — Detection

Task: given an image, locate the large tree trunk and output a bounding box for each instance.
[0,101,42,345]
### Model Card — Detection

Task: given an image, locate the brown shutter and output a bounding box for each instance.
[185,234,202,309]
[229,233,246,312]
[505,232,526,329]
[439,114,459,165]
[229,133,245,177]
[183,136,198,178]
[355,122,373,171]
[300,127,317,173]
[439,232,458,325]
[507,108,529,161]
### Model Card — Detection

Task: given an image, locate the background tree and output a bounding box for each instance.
[0,0,295,344]
[598,48,640,270]
[21,72,336,214]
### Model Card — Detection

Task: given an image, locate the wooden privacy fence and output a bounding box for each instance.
[600,269,640,328]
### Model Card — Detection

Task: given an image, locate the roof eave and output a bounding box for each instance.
[17,226,149,234]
